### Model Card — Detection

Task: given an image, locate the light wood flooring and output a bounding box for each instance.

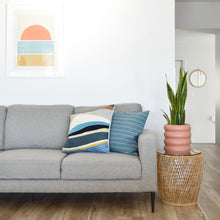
[0,144,219,220]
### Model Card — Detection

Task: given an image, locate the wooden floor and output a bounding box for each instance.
[0,144,219,220]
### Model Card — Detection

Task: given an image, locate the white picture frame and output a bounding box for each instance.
[6,4,64,77]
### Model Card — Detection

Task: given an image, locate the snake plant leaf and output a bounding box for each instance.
[177,69,183,97]
[180,109,185,124]
[179,68,183,81]
[163,68,188,125]
[181,76,187,109]
[170,106,175,125]
[167,82,176,110]
[177,69,186,106]
[162,110,170,124]
[175,108,180,125]
[182,72,187,90]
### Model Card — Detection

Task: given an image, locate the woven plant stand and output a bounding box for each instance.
[157,152,204,206]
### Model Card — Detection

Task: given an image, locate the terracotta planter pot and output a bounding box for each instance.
[164,124,191,155]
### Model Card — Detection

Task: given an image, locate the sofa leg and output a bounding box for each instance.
[31,193,35,201]
[151,192,155,213]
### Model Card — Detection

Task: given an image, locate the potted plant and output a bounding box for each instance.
[162,68,191,155]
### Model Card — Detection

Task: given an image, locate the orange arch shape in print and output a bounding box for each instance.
[21,25,52,40]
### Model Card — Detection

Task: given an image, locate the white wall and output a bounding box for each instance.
[176,29,215,143]
[2,1,218,145]
[0,0,175,148]
[215,34,220,143]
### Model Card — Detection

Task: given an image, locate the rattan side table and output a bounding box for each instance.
[157,149,204,206]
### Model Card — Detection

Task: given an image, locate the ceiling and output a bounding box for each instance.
[176,0,220,33]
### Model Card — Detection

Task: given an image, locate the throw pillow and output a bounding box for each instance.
[109,111,149,156]
[62,105,114,154]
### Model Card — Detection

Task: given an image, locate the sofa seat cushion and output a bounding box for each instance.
[61,152,141,180]
[0,149,66,179]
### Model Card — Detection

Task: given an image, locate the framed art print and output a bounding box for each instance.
[7,4,64,77]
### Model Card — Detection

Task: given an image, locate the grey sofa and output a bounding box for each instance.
[0,103,157,212]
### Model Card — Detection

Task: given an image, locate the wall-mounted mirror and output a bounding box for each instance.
[189,69,207,88]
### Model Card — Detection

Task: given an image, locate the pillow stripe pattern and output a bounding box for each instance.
[109,111,149,156]
[62,105,114,154]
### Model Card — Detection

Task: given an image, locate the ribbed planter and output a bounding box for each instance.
[164,124,191,155]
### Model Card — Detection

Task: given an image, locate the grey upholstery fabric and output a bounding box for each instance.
[0,149,66,179]
[0,103,158,193]
[61,152,141,180]
[0,106,6,150]
[115,103,142,113]
[4,105,74,150]
[138,129,157,191]
[75,103,142,113]
[0,179,155,193]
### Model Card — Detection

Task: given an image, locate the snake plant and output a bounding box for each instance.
[162,68,188,125]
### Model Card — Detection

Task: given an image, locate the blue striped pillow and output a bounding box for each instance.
[62,105,114,154]
[109,111,149,156]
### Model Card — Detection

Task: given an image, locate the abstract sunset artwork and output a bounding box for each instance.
[7,4,63,77]
[17,25,54,67]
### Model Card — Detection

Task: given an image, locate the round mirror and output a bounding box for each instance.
[189,69,207,88]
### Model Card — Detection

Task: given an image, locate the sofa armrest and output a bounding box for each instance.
[138,129,157,191]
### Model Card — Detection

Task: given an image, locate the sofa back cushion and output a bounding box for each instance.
[0,106,7,150]
[75,103,142,114]
[4,105,74,150]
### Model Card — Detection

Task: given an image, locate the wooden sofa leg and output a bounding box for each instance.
[151,192,155,213]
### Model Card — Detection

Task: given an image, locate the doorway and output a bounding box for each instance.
[175,0,220,143]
